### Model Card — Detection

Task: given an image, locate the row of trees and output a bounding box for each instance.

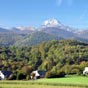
[0,39,88,79]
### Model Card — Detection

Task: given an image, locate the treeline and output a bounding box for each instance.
[0,39,88,79]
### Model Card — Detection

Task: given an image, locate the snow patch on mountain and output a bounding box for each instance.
[42,18,63,27]
[17,26,35,31]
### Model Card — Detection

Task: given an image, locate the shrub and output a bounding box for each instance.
[63,65,71,75]
[21,66,33,75]
[70,65,81,75]
[45,70,65,78]
[71,68,80,75]
[16,72,26,80]
[57,70,65,77]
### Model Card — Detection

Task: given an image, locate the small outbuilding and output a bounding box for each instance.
[31,70,40,80]
[31,70,46,80]
[83,67,88,75]
[38,70,47,78]
[0,70,12,80]
[0,71,5,80]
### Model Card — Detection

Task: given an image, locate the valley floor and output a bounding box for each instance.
[0,84,82,88]
[0,76,88,88]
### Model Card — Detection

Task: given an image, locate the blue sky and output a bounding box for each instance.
[0,0,88,29]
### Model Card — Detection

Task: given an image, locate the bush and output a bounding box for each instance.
[45,71,51,78]
[71,69,80,75]
[21,66,33,75]
[17,72,26,80]
[57,70,65,77]
[45,70,65,78]
[70,65,81,75]
[63,65,71,75]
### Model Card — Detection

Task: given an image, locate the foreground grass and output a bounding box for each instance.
[0,84,82,88]
[36,75,88,85]
[0,76,88,88]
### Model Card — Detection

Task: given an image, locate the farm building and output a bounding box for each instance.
[83,67,88,75]
[31,70,47,80]
[0,71,4,80]
[38,70,47,78]
[0,70,12,80]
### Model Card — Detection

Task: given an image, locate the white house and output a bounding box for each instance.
[0,70,12,80]
[83,67,88,75]
[30,70,47,80]
[0,71,5,80]
[31,70,40,80]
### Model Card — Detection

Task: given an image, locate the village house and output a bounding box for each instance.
[0,70,12,80]
[31,70,47,80]
[83,67,88,75]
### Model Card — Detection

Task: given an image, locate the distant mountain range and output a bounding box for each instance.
[0,18,88,46]
[0,28,10,32]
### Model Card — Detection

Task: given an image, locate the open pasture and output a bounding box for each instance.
[0,76,88,88]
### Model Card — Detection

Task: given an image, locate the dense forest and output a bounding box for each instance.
[0,39,88,79]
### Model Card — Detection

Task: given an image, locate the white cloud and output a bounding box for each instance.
[56,0,74,7]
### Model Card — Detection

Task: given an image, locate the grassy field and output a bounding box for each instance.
[0,84,82,88]
[0,75,88,88]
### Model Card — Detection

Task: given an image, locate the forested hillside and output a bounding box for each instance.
[0,39,88,79]
[15,31,62,46]
[0,32,62,47]
[0,33,25,46]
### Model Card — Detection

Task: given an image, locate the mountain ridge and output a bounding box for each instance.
[0,18,88,46]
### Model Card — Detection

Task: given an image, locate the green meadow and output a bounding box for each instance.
[0,76,88,88]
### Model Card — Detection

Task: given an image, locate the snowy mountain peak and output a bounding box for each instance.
[42,19,62,27]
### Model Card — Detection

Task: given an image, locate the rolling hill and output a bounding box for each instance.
[15,31,63,46]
